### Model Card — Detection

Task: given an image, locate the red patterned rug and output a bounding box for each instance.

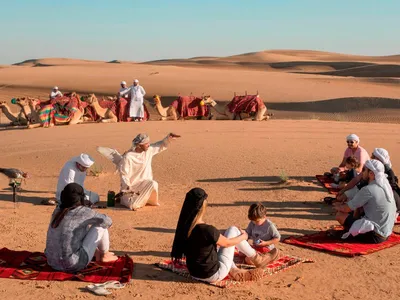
[283,227,400,256]
[0,248,133,283]
[156,254,313,288]
[316,175,340,195]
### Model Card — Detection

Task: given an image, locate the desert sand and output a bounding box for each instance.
[0,50,400,300]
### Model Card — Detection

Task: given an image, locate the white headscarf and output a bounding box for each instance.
[365,159,394,203]
[132,133,150,149]
[346,134,359,142]
[121,81,126,85]
[134,79,139,83]
[75,153,94,168]
[53,86,59,90]
[373,148,392,168]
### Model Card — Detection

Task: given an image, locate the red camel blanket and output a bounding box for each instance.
[316,175,340,195]
[283,227,400,256]
[171,96,209,118]
[156,254,313,288]
[115,98,150,121]
[227,95,265,115]
[0,248,133,283]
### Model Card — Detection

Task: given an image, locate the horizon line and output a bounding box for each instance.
[7,49,400,66]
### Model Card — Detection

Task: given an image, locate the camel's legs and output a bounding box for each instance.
[68,109,83,125]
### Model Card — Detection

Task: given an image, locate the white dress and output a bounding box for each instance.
[120,85,146,118]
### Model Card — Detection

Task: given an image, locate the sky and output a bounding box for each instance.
[0,0,399,64]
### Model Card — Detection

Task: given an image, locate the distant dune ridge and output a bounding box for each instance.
[0,49,399,124]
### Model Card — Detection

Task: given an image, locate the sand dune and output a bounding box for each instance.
[13,58,106,67]
[302,64,400,78]
[143,50,400,76]
[0,49,399,125]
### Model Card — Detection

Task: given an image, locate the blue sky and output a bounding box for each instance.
[0,0,399,64]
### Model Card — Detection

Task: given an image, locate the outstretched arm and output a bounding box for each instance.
[150,133,181,155]
[119,87,131,97]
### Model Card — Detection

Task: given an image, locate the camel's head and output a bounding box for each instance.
[152,95,161,105]
[27,97,40,108]
[12,97,29,107]
[0,100,6,107]
[202,95,217,107]
[82,94,97,104]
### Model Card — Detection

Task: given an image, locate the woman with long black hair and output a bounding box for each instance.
[171,188,278,283]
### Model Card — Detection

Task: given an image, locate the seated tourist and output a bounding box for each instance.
[330,134,369,176]
[372,148,400,213]
[333,160,396,243]
[245,203,280,249]
[337,148,399,206]
[333,156,360,189]
[171,188,279,283]
[45,183,118,273]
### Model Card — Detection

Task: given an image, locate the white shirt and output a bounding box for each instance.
[119,87,129,98]
[55,158,87,202]
[50,90,63,99]
[119,85,146,100]
[118,137,169,191]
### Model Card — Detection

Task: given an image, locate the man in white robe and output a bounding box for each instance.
[119,81,129,99]
[55,153,99,206]
[118,132,180,210]
[50,86,63,99]
[119,79,146,121]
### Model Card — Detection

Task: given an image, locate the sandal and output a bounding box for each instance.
[85,281,125,296]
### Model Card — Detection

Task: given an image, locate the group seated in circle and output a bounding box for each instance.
[327,133,399,243]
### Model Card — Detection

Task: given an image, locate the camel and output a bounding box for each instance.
[82,94,118,123]
[18,93,84,129]
[0,101,28,126]
[12,97,41,128]
[209,94,272,121]
[152,95,217,120]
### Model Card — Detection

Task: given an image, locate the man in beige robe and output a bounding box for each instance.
[118,132,180,210]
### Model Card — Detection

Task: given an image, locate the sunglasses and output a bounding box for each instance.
[346,140,356,144]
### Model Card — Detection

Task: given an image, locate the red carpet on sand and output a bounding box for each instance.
[0,248,133,283]
[283,227,400,256]
[316,175,340,195]
[156,253,313,288]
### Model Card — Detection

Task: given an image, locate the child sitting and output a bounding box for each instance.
[245,203,281,250]
[332,156,360,189]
